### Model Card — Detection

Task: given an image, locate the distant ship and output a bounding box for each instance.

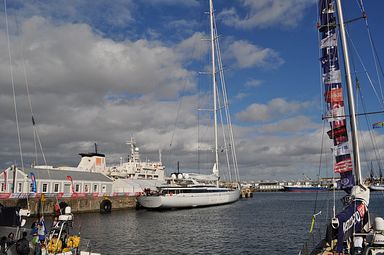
[283,182,328,192]
[103,137,165,181]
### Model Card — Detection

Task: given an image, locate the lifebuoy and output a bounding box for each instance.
[100,200,112,213]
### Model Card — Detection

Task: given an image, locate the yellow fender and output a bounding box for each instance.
[48,238,62,253]
[66,235,80,248]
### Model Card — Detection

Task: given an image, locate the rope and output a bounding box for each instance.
[4,0,24,170]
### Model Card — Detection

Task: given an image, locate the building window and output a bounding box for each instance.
[101,185,106,193]
[93,184,98,192]
[42,183,48,193]
[64,184,71,194]
[17,183,22,193]
[84,184,89,193]
[75,184,81,192]
[54,183,60,193]
[1,183,4,192]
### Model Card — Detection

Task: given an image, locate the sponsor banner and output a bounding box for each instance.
[337,172,354,190]
[326,105,345,122]
[331,119,346,130]
[327,126,347,139]
[325,88,343,103]
[335,201,368,253]
[334,158,353,173]
[30,172,37,193]
[323,69,341,84]
[0,193,11,199]
[9,193,20,199]
[320,33,337,49]
[333,142,350,157]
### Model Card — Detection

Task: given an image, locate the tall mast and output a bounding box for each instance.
[209,0,219,177]
[335,0,362,184]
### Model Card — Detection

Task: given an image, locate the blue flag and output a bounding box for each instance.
[29,172,37,192]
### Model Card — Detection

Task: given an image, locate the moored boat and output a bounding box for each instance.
[138,173,240,209]
[138,0,241,209]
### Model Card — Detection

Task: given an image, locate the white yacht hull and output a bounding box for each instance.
[138,189,240,209]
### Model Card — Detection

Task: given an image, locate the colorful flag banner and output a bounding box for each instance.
[373,121,384,129]
[323,69,341,84]
[333,142,350,157]
[29,172,37,192]
[327,126,347,139]
[325,88,343,103]
[320,33,337,49]
[337,172,354,190]
[326,105,345,122]
[334,158,353,173]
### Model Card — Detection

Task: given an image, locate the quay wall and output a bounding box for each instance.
[0,192,139,215]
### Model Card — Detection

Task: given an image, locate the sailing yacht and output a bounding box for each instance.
[137,0,240,209]
[301,0,384,254]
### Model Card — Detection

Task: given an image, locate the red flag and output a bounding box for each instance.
[325,88,343,103]
[334,158,353,173]
[67,176,74,193]
[327,126,347,139]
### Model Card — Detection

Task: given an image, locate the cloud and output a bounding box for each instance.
[235,93,248,100]
[218,0,315,29]
[236,98,311,122]
[245,79,263,88]
[226,40,284,69]
[259,116,319,133]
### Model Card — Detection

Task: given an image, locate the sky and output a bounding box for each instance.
[1,0,384,181]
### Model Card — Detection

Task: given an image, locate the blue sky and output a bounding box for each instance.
[1,0,384,181]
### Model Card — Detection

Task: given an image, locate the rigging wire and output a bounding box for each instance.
[13,14,48,166]
[212,8,240,182]
[357,0,384,104]
[4,0,24,170]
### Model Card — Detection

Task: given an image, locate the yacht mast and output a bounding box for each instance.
[335,0,362,184]
[209,0,219,177]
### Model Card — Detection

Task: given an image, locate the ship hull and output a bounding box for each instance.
[137,189,240,209]
[283,186,328,192]
[369,185,384,191]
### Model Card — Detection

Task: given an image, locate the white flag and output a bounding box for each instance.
[333,142,350,157]
[323,69,341,84]
[320,33,337,49]
[326,105,345,122]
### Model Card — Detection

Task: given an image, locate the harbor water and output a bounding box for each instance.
[26,192,384,254]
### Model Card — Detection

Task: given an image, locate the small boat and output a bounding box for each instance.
[43,206,101,255]
[369,183,384,192]
[138,0,241,209]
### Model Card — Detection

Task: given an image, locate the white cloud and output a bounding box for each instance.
[236,98,311,122]
[245,79,263,88]
[259,116,318,133]
[218,0,315,29]
[226,40,284,69]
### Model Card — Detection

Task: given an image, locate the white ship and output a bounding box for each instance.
[103,138,165,181]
